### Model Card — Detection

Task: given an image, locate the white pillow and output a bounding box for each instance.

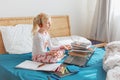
[51,35,91,46]
[0,24,33,54]
[70,35,92,44]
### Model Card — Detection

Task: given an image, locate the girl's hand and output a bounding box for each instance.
[65,45,72,50]
[49,50,58,56]
[60,45,71,50]
[49,50,64,57]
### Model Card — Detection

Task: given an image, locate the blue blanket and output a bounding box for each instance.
[0,48,106,80]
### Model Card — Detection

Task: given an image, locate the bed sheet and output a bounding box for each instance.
[0,48,106,80]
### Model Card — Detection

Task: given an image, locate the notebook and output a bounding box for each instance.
[15,60,61,71]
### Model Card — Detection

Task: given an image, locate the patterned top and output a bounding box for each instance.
[32,32,60,55]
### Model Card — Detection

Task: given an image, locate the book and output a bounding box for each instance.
[71,42,91,49]
[54,71,74,78]
[71,41,93,53]
[64,46,96,67]
[70,45,96,53]
[69,52,88,57]
[15,60,61,71]
[70,49,92,53]
[53,64,78,78]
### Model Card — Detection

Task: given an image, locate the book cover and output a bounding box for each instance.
[70,45,96,53]
[71,42,91,49]
[69,52,88,57]
[53,64,78,78]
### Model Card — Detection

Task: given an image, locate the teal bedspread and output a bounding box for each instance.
[0,48,106,80]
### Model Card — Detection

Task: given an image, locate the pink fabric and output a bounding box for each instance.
[32,50,64,63]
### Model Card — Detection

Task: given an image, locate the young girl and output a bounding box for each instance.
[32,13,70,63]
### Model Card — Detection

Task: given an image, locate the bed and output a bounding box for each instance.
[0,16,106,80]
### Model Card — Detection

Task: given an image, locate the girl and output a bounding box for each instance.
[32,13,70,63]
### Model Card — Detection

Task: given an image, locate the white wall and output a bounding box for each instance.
[0,0,89,38]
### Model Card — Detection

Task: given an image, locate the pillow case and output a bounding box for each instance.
[51,35,92,46]
[0,24,33,54]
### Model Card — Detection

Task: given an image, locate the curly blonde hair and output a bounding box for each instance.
[32,13,51,35]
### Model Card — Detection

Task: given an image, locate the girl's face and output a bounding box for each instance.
[42,18,51,31]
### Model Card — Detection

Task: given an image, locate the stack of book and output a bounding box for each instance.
[64,42,96,67]
[71,42,92,53]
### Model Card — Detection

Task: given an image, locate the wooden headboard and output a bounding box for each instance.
[0,15,71,53]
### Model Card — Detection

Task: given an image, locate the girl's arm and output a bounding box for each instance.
[48,38,61,50]
[48,36,71,50]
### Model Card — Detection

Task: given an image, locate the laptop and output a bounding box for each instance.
[64,51,94,67]
[64,55,87,67]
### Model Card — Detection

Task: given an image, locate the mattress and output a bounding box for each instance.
[0,48,106,80]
